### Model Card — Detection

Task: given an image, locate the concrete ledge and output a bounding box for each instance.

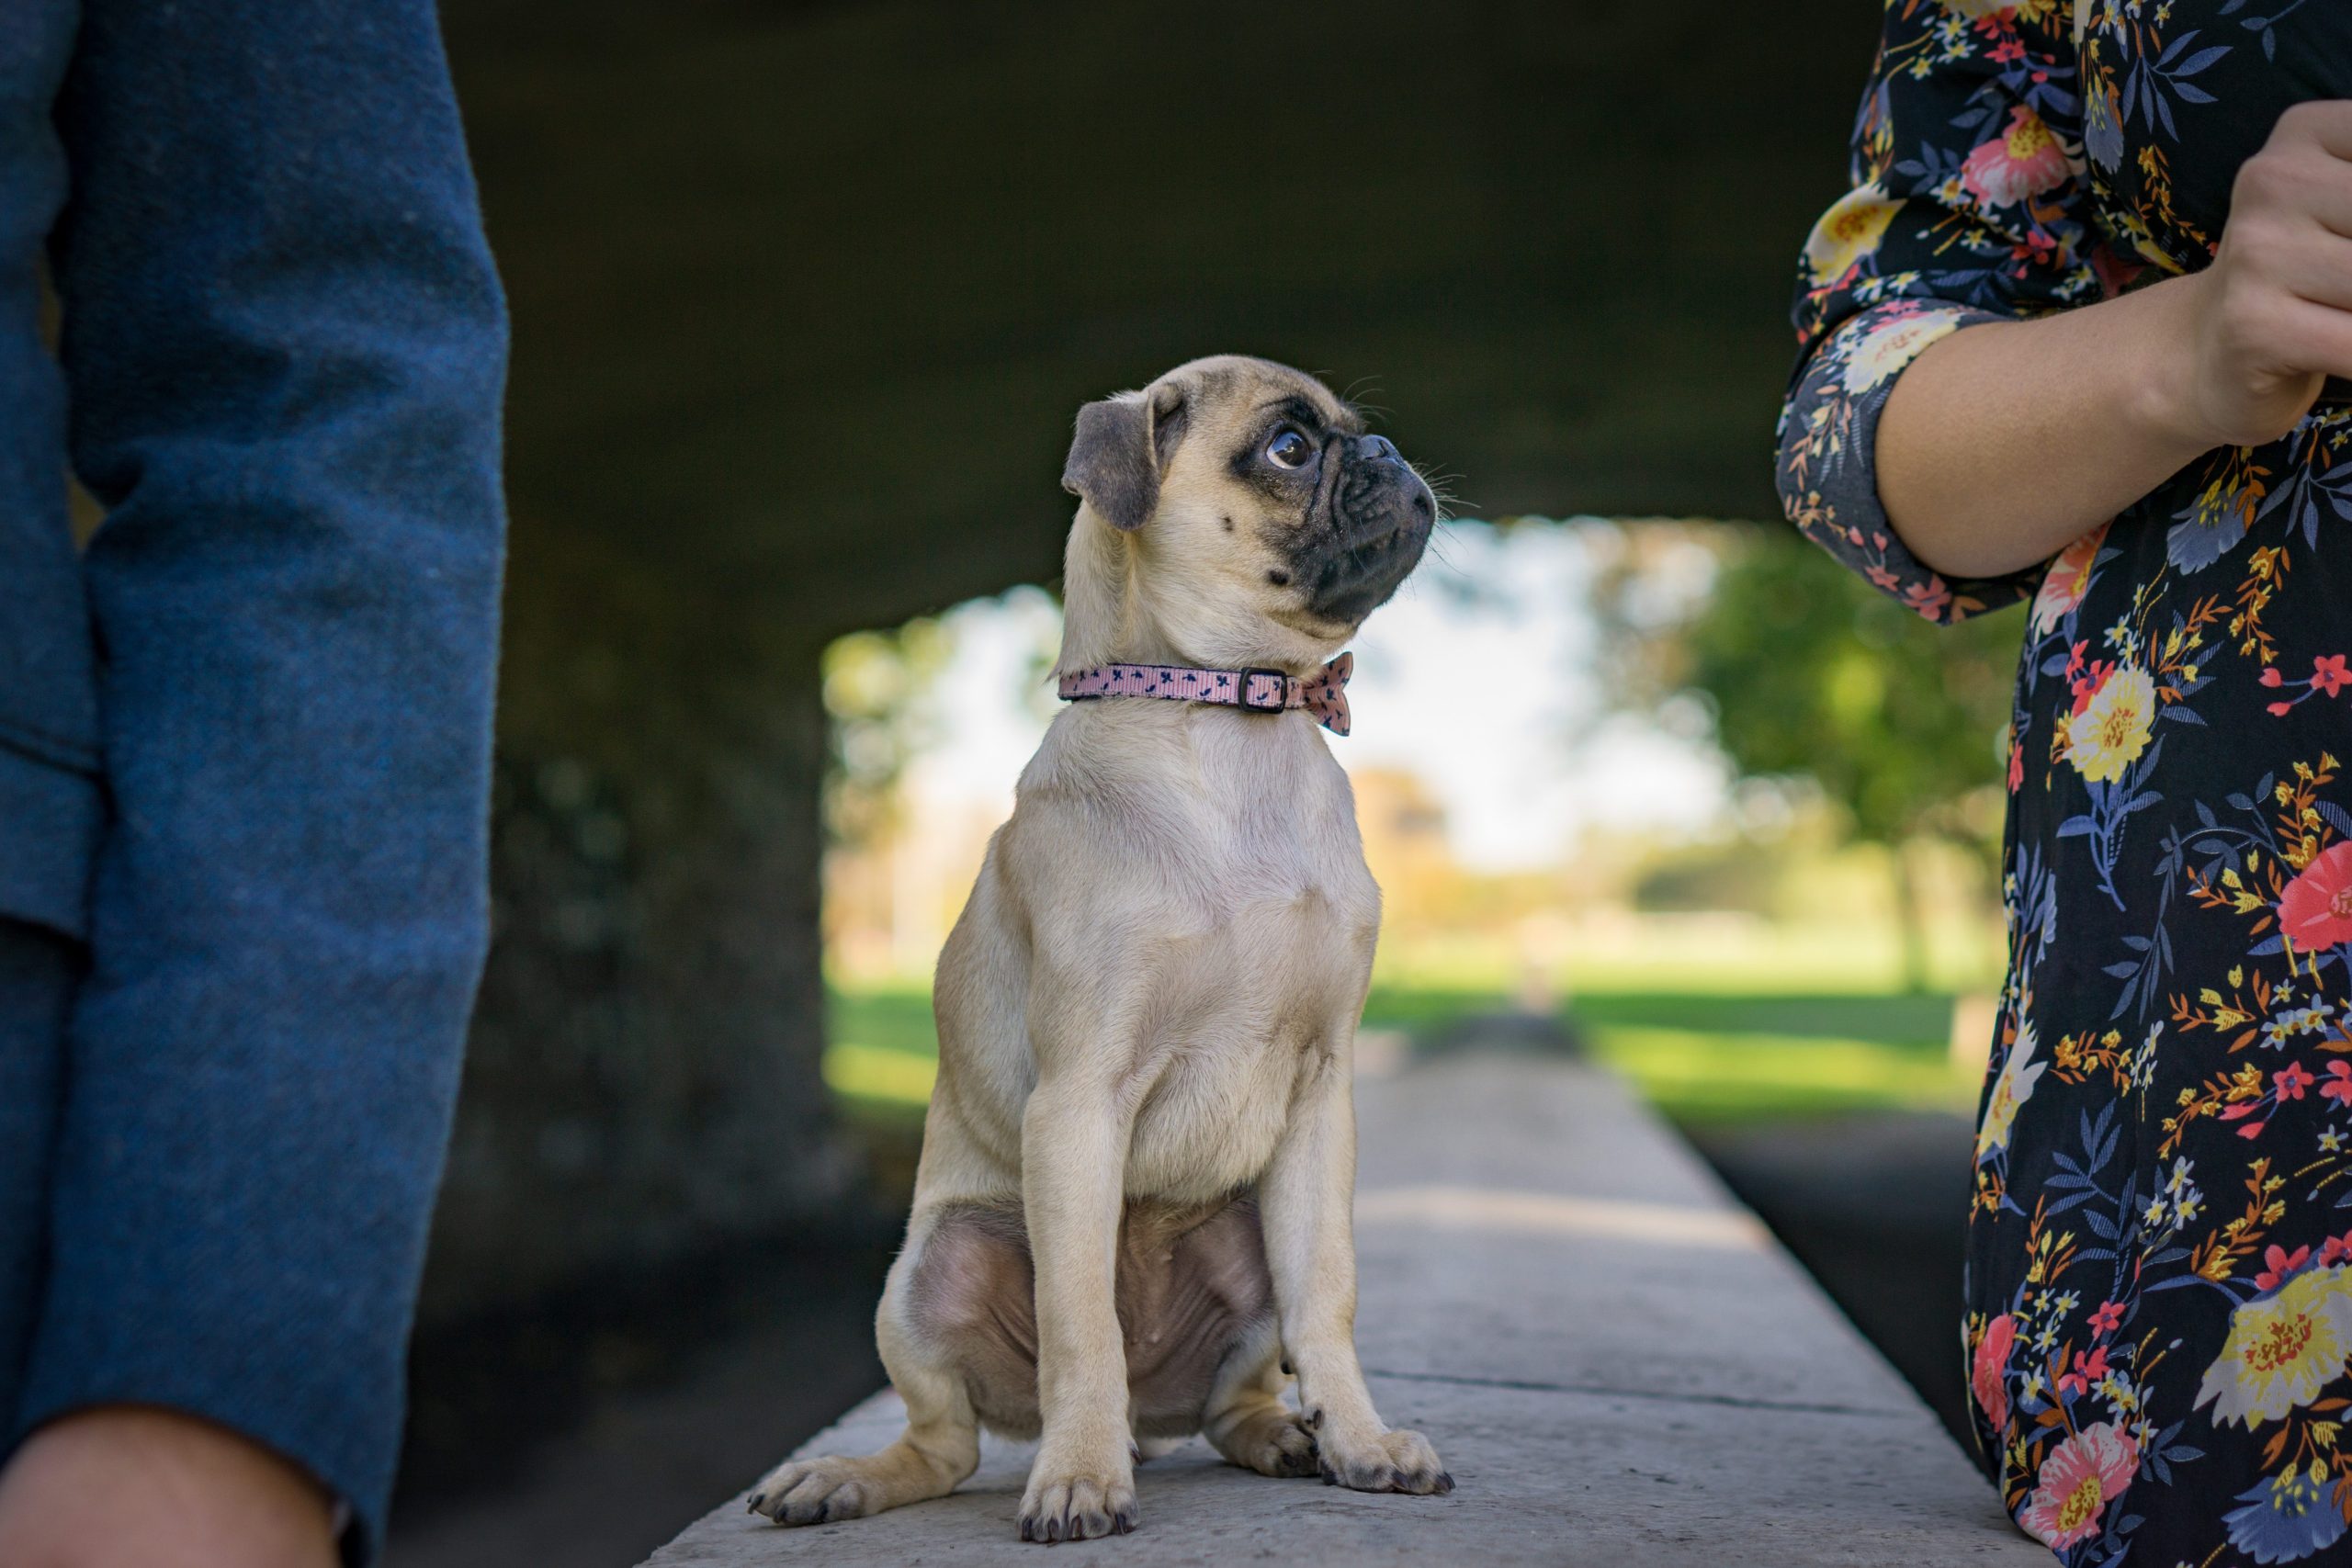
[642,1053,2043,1565]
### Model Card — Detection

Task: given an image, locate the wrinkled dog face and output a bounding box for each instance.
[1061,355,1437,669]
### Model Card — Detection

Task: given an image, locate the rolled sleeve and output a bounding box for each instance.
[1778,0,2109,625]
[1778,298,2035,625]
[14,1,508,1561]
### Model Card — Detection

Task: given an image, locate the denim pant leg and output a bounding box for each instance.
[0,918,78,1433]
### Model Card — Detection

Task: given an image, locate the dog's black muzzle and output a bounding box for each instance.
[1297,434,1436,626]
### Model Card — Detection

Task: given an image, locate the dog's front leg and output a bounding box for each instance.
[1018,1075,1137,1541]
[1260,1049,1452,1495]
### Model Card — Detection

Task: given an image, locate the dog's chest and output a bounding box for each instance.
[1118,908,1366,1201]
[1118,753,1378,1201]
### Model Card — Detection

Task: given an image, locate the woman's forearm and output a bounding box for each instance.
[1879,101,2352,582]
[1875,276,2216,580]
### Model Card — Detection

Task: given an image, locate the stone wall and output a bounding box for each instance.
[422,524,856,1319]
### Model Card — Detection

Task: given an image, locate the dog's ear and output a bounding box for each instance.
[1061,382,1189,531]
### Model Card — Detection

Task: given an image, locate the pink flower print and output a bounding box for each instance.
[2070,658,2115,716]
[1962,106,2073,209]
[2257,1245,2313,1293]
[2030,524,2107,635]
[2010,229,2061,279]
[2088,1300,2126,1337]
[2059,1344,2110,1398]
[2280,842,2352,951]
[2260,653,2352,717]
[1973,1314,2017,1431]
[2277,1062,2316,1101]
[2018,1422,2139,1550]
[2324,1061,2352,1109]
[1901,577,1953,621]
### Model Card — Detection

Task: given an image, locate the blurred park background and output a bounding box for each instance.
[383,2,2018,1563]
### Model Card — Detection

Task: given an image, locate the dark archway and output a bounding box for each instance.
[422,0,1878,1317]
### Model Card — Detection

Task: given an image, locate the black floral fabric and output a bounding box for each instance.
[1781,4,2352,1563]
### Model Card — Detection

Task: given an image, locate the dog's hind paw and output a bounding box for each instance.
[1216,1407,1321,1479]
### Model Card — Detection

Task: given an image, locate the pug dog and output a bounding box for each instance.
[748,355,1446,1542]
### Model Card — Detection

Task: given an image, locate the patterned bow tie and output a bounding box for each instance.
[1057,651,1355,737]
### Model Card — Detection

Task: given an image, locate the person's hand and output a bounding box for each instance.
[2166,100,2352,449]
[0,1405,338,1568]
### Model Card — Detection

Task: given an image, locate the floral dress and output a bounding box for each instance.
[1782,3,2352,1563]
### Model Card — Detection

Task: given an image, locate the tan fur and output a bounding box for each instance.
[748,357,1447,1542]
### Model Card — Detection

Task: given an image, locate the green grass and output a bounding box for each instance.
[821,981,1981,1131]
[1572,989,1976,1122]
[822,987,944,1128]
[1570,990,1960,1041]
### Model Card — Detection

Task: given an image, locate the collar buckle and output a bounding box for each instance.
[1237,667,1288,714]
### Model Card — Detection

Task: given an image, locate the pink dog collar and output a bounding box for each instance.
[1057,652,1354,737]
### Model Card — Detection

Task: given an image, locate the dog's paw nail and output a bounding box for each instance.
[746,1494,764,1514]
[1436,1471,1455,1494]
[1114,1506,1138,1534]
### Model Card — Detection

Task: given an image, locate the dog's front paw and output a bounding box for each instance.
[1317,1427,1453,1495]
[747,1455,881,1526]
[1017,1463,1137,1542]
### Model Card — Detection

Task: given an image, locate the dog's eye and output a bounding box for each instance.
[1265,428,1314,469]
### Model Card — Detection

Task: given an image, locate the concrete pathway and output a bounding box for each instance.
[643,1053,2047,1566]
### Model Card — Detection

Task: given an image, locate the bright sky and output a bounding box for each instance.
[901,522,1730,873]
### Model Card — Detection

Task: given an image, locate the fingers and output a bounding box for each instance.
[2272,297,2352,385]
[2213,118,2352,383]
[2265,235,2352,315]
[2222,207,2352,377]
[2222,178,2352,313]
[2233,131,2352,244]
[2271,99,2352,164]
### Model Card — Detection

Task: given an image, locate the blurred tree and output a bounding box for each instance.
[822,617,953,852]
[1630,524,2022,989]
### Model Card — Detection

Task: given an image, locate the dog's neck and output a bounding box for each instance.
[1053,511,1336,680]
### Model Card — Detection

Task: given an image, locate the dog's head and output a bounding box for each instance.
[1057,355,1436,675]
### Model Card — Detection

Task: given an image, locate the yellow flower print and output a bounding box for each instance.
[2066,665,2157,784]
[2197,1268,2352,1428]
[1804,182,1900,287]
